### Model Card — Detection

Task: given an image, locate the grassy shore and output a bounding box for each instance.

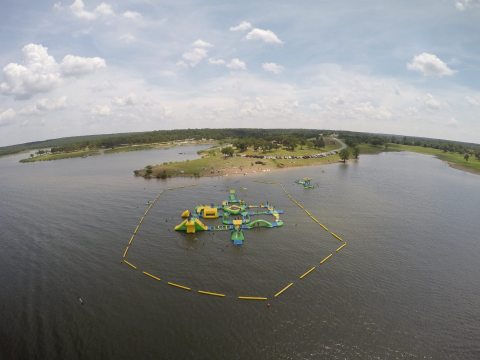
[104,143,171,154]
[242,143,338,156]
[386,144,480,173]
[135,140,480,179]
[20,149,100,163]
[357,143,388,154]
[135,144,341,178]
[19,140,212,162]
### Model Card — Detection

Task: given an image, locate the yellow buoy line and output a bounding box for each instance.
[278,183,348,288]
[121,182,349,302]
[274,282,294,298]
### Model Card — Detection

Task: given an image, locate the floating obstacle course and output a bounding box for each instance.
[174,189,284,245]
[295,177,315,189]
[121,182,349,302]
[174,217,209,233]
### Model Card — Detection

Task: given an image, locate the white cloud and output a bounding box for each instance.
[94,3,114,17]
[465,95,480,106]
[66,1,141,22]
[91,104,111,116]
[119,34,136,44]
[208,58,226,65]
[0,44,106,99]
[455,1,466,10]
[53,2,63,11]
[175,60,188,69]
[179,40,214,67]
[0,44,60,98]
[446,117,459,127]
[193,39,213,48]
[113,93,137,106]
[407,52,455,77]
[0,108,16,126]
[262,62,284,74]
[226,58,246,70]
[454,0,480,10]
[209,57,247,70]
[19,96,67,115]
[1,1,479,146]
[69,0,97,20]
[60,55,106,77]
[229,21,252,32]
[35,96,67,111]
[354,102,392,120]
[246,28,283,44]
[424,93,441,110]
[181,48,208,67]
[123,10,142,20]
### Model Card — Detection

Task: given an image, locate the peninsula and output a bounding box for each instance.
[1,129,478,176]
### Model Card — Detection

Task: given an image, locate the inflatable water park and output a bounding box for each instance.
[121,183,349,301]
[295,177,315,189]
[174,189,284,245]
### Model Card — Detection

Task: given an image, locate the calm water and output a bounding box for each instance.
[0,147,479,359]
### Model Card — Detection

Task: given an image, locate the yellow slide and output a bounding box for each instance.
[175,218,209,233]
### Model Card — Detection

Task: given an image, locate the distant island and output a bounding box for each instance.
[0,128,478,176]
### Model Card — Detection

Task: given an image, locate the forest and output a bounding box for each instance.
[1,128,479,160]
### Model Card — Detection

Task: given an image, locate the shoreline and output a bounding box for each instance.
[135,139,346,179]
[137,146,480,180]
[446,161,480,175]
[139,157,343,180]
[18,140,213,163]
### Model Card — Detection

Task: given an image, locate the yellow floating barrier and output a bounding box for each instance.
[128,234,135,245]
[198,290,226,297]
[123,246,129,258]
[319,223,329,231]
[274,282,294,298]
[134,225,140,234]
[143,271,161,281]
[320,253,333,264]
[299,266,316,279]
[336,243,347,252]
[330,232,343,241]
[238,296,268,301]
[167,282,191,291]
[123,260,137,269]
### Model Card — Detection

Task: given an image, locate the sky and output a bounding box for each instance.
[0,0,480,146]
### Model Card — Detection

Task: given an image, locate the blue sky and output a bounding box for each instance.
[0,0,479,146]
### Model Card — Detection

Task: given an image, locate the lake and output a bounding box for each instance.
[0,146,479,359]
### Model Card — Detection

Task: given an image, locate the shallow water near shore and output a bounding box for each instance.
[0,146,479,359]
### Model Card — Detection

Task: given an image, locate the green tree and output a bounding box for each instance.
[283,136,298,151]
[314,136,325,149]
[145,165,153,177]
[221,146,234,157]
[352,146,359,159]
[157,170,167,179]
[234,140,248,152]
[339,148,350,163]
[464,153,470,162]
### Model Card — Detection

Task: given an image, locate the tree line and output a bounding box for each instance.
[339,131,480,160]
[1,128,478,159]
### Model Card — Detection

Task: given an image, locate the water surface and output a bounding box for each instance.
[0,148,479,359]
